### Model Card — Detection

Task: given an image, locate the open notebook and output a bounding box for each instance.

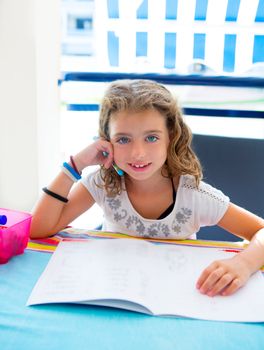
[27,238,264,322]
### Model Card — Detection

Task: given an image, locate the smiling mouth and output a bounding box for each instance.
[129,163,151,170]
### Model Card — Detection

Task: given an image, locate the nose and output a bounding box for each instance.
[130,140,146,160]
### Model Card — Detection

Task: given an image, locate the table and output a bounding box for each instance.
[0,234,264,350]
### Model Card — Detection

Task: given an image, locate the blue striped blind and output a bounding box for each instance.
[107,0,119,18]
[195,0,208,20]
[164,33,176,69]
[137,0,148,19]
[108,31,119,66]
[193,34,206,60]
[223,35,237,72]
[165,0,178,20]
[136,32,148,57]
[105,0,264,74]
[255,0,264,22]
[225,0,241,22]
[253,35,264,63]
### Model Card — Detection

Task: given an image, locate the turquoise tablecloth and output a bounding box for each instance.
[0,249,263,350]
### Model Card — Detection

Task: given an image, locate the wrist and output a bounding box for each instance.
[71,154,85,173]
[234,251,259,275]
[62,162,81,182]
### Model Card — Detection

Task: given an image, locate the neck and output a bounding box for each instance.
[125,173,171,195]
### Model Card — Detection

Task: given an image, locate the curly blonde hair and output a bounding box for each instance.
[98,79,202,196]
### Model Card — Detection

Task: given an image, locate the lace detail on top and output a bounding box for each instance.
[181,176,227,204]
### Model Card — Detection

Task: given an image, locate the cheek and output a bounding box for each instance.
[154,141,169,154]
[156,143,170,162]
[112,145,126,160]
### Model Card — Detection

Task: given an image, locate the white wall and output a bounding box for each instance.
[0,0,60,212]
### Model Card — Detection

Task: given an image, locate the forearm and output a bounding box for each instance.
[30,140,114,238]
[30,171,75,238]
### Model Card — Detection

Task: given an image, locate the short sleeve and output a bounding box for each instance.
[178,176,230,232]
[81,169,105,205]
[196,180,230,227]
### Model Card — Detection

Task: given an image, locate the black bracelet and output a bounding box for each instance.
[42,187,69,203]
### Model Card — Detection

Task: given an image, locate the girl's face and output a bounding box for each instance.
[109,109,170,182]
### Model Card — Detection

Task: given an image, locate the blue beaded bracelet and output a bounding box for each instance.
[62,162,82,181]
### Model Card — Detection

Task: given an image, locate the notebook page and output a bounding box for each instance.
[149,245,264,322]
[27,239,155,309]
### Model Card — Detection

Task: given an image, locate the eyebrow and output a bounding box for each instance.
[112,130,164,137]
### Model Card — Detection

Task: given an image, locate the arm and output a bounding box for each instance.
[30,139,114,238]
[196,203,264,296]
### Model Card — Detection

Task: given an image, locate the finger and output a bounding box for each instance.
[206,273,233,297]
[102,151,114,169]
[198,267,225,294]
[196,262,218,289]
[100,155,113,169]
[104,158,114,169]
[100,145,114,168]
[221,278,242,296]
[100,143,113,156]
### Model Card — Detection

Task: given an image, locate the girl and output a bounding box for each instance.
[30,79,264,297]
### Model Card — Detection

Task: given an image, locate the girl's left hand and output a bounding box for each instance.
[196,254,252,297]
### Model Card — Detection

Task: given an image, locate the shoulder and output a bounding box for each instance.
[178,175,230,226]
[179,174,229,204]
[82,168,103,186]
[81,168,105,200]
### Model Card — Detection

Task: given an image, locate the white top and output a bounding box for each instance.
[81,170,230,240]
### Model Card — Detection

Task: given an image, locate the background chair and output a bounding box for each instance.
[192,134,264,241]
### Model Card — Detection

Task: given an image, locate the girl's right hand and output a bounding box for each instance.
[73,139,114,172]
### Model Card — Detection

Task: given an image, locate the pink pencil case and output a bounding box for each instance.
[0,208,32,264]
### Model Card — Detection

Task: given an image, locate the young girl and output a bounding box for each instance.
[30,79,264,298]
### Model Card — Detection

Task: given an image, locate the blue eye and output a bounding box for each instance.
[146,135,158,143]
[117,137,130,144]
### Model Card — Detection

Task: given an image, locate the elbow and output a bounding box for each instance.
[29,218,59,239]
[29,226,55,239]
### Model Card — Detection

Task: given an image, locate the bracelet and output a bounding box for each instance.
[61,165,78,183]
[70,155,82,175]
[62,162,82,181]
[42,187,68,203]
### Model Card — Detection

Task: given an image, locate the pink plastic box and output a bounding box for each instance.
[0,208,32,264]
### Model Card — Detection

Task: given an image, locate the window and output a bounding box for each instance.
[59,0,264,228]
